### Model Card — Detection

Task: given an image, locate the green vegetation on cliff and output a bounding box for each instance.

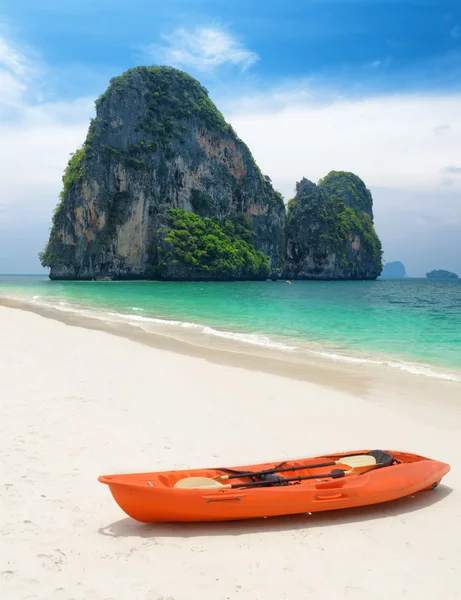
[39,115,102,269]
[39,146,90,267]
[96,66,236,138]
[285,173,382,277]
[318,171,374,215]
[426,269,458,279]
[151,209,270,280]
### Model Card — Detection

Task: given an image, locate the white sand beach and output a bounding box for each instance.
[1,303,460,600]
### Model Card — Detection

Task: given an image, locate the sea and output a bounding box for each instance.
[1,274,460,382]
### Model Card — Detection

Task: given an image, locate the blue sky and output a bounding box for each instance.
[4,0,461,101]
[0,0,460,275]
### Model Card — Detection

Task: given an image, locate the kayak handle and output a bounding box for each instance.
[313,493,348,501]
[204,494,243,502]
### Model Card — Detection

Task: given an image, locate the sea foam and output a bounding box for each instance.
[20,297,461,384]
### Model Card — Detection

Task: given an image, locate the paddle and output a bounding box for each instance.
[175,468,349,490]
[173,451,395,490]
[212,453,377,482]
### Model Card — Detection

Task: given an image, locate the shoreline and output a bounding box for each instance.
[1,297,460,425]
[2,278,460,385]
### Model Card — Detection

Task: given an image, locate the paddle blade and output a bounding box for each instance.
[338,454,376,468]
[174,477,223,489]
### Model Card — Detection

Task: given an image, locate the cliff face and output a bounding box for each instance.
[41,66,285,280]
[284,173,383,280]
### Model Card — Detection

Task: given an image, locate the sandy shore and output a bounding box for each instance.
[1,304,460,599]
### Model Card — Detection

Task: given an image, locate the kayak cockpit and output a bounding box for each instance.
[100,450,408,491]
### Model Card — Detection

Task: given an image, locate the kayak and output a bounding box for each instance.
[98,449,450,523]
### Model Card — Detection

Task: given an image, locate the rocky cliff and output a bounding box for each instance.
[40,66,383,281]
[284,173,382,280]
[40,66,285,280]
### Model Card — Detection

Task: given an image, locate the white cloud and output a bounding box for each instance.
[0,29,47,115]
[0,35,29,75]
[371,186,461,276]
[0,32,92,274]
[0,32,92,209]
[0,100,93,205]
[145,26,259,72]
[224,90,461,197]
[222,89,461,275]
[0,35,29,109]
[0,69,26,107]
[366,57,391,70]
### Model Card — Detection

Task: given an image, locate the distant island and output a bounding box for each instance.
[426,270,458,279]
[39,66,383,282]
[380,261,406,279]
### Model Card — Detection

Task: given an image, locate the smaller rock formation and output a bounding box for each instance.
[426,269,458,279]
[380,261,406,278]
[284,172,382,280]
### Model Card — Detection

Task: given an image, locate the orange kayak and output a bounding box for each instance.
[98,449,450,523]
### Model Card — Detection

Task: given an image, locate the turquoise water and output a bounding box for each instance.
[1,275,461,380]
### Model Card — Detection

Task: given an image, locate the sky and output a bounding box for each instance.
[0,0,460,276]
